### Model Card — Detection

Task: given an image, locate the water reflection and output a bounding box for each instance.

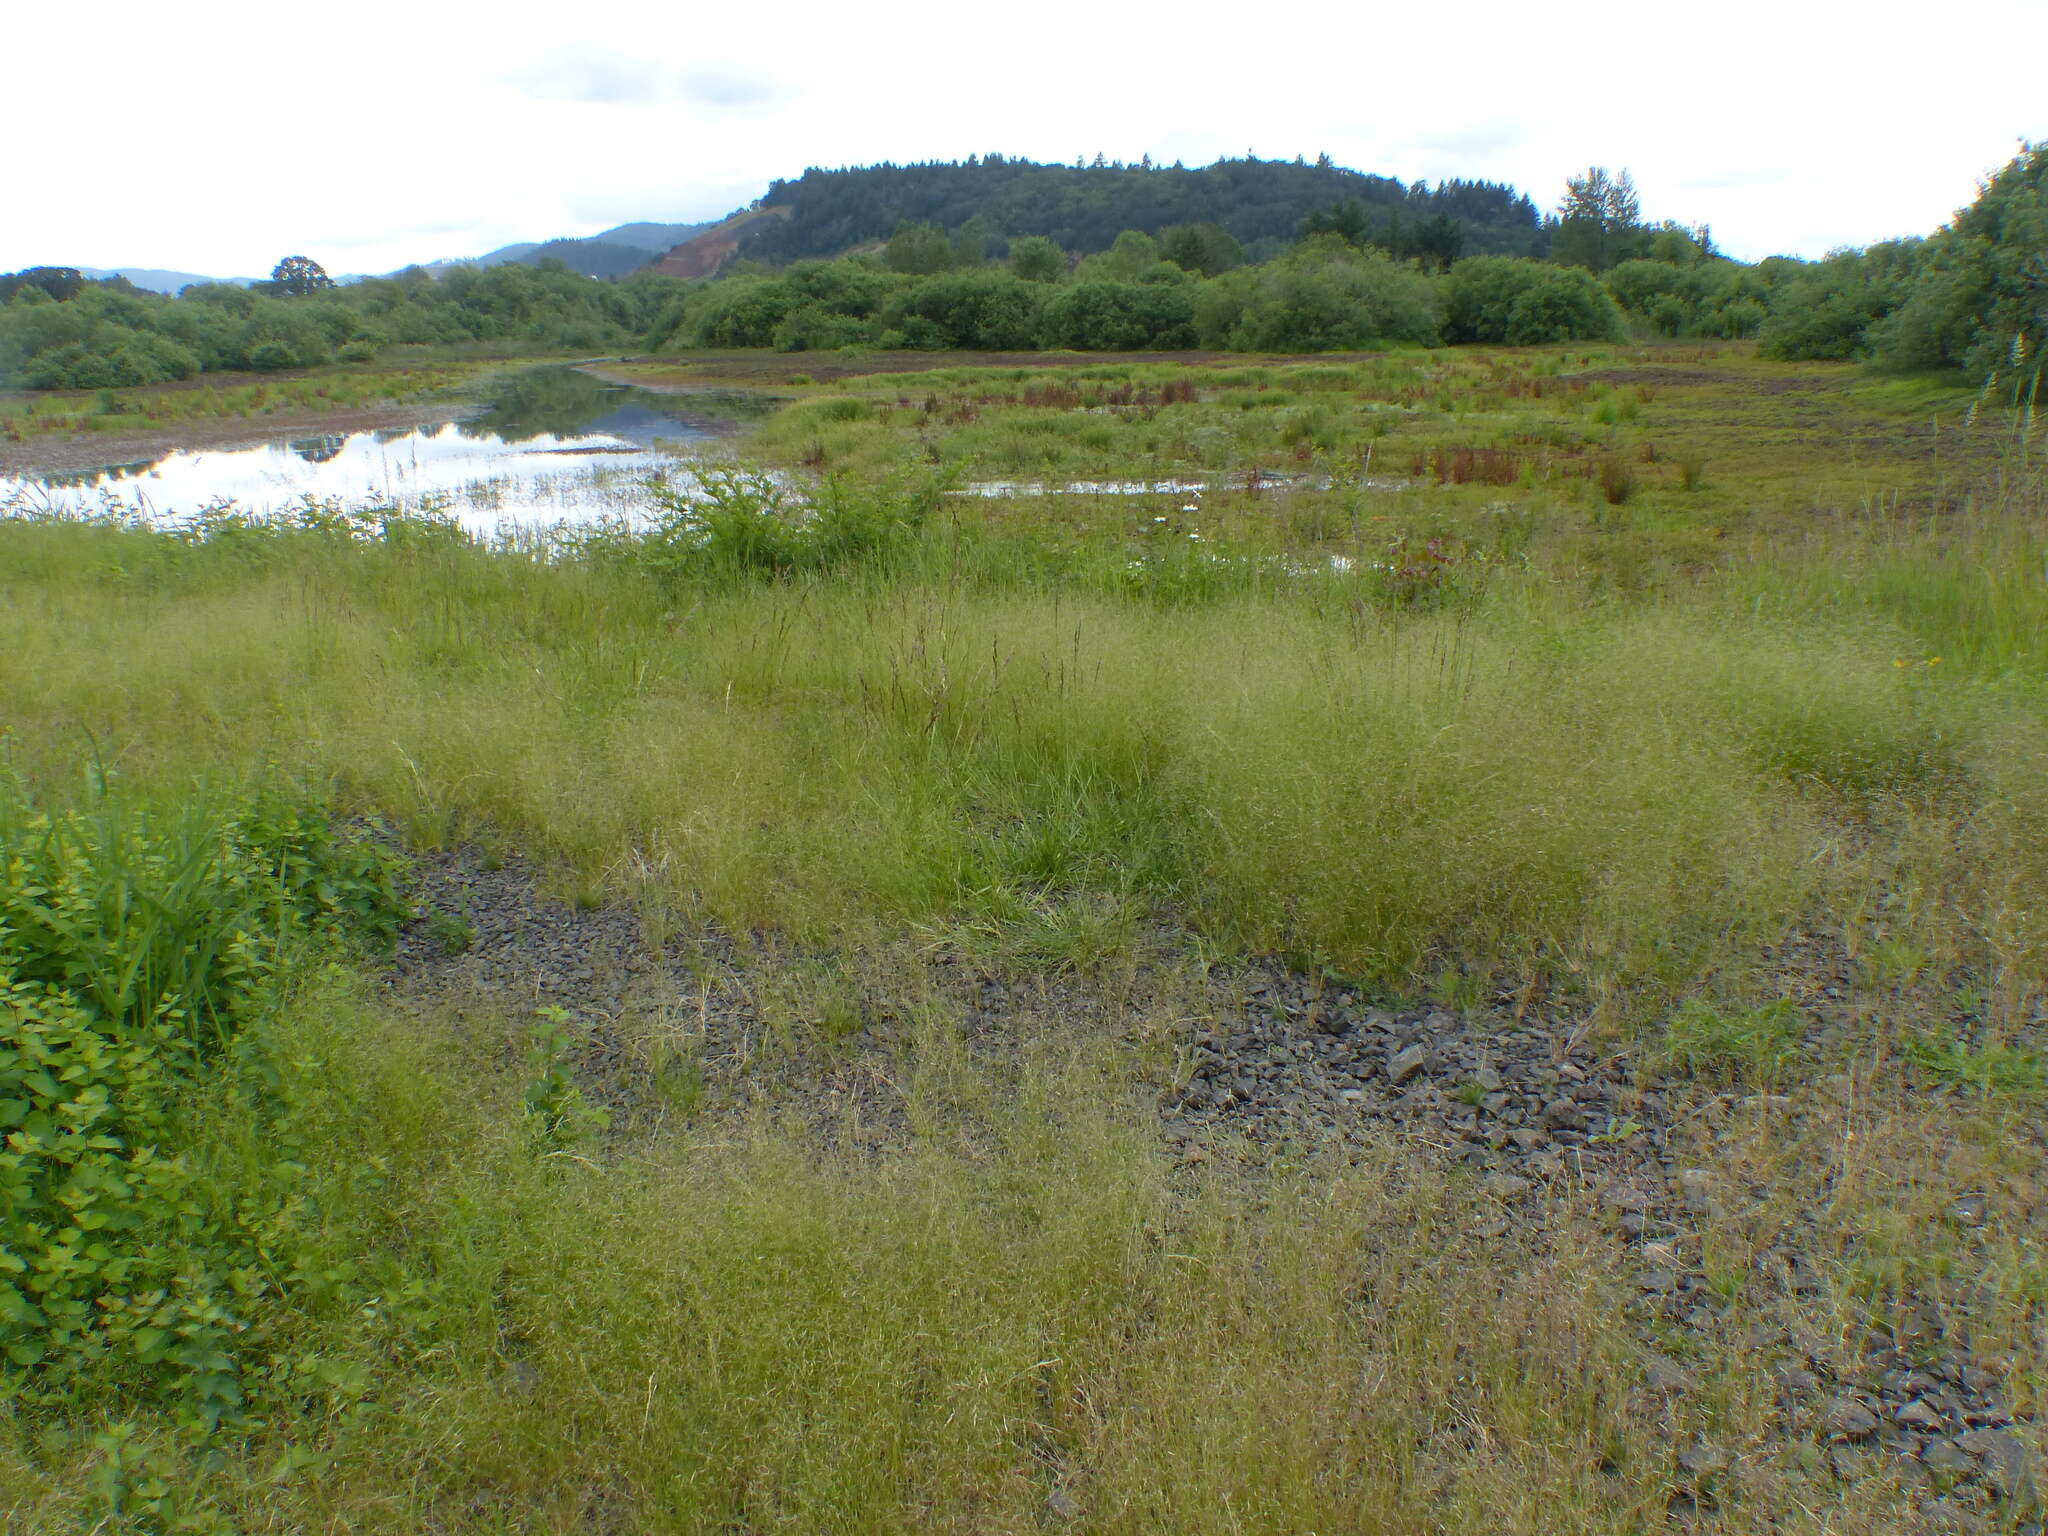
[467,364,770,445]
[0,365,772,532]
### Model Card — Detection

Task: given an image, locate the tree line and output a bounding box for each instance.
[4,145,2040,400]
[743,155,1546,268]
[0,258,686,389]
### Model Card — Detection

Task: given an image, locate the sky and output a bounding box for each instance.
[10,0,2046,278]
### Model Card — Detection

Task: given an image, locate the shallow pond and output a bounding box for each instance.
[1,366,771,533]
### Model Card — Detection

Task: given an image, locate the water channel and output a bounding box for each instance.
[0,366,771,533]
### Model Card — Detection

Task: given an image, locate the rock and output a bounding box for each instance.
[1641,1240,1682,1268]
[1771,1364,1817,1393]
[497,1360,542,1398]
[1388,1043,1430,1085]
[1508,1127,1549,1152]
[1947,1194,1989,1228]
[1644,1355,1695,1394]
[1896,1399,1948,1432]
[1542,1097,1583,1129]
[1825,1398,1880,1440]
[1923,1439,1977,1475]
[1639,1269,1680,1294]
[1044,1487,1081,1521]
[1676,1441,1728,1478]
[1677,1168,1717,1211]
[1957,1429,2036,1499]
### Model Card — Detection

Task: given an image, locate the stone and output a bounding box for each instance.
[1639,1269,1680,1294]
[1825,1398,1880,1440]
[1896,1399,1948,1432]
[1922,1440,1977,1475]
[1508,1127,1549,1152]
[1947,1194,1989,1228]
[1677,1168,1717,1211]
[1388,1043,1430,1085]
[1771,1364,1817,1393]
[1957,1430,2036,1499]
[1676,1441,1728,1478]
[1644,1355,1695,1394]
[1044,1487,1081,1521]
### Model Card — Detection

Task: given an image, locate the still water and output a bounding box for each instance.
[1,366,771,533]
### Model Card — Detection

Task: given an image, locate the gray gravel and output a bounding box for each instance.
[382,839,2043,1517]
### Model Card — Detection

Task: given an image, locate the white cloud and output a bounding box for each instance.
[6,0,2044,276]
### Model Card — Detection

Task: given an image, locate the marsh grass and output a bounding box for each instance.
[4,344,2046,1529]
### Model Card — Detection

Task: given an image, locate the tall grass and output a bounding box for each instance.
[3,496,2042,1010]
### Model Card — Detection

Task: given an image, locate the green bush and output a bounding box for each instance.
[0,787,406,1427]
[884,269,1046,350]
[1039,281,1196,350]
[1444,257,1624,345]
[1757,242,1924,362]
[1210,246,1442,351]
[1871,144,2048,396]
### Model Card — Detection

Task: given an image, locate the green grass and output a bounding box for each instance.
[3,343,2045,1530]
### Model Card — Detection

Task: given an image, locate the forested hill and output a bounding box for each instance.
[738,156,1543,265]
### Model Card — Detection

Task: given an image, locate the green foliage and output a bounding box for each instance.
[885,269,1046,350]
[1905,1033,2044,1097]
[1602,258,1772,338]
[586,462,942,582]
[1871,142,2048,398]
[1,260,687,389]
[1199,244,1442,350]
[260,255,336,299]
[1757,242,1925,362]
[522,1007,611,1146]
[1158,222,1245,276]
[749,156,1543,266]
[1443,256,1625,344]
[1040,280,1197,350]
[1551,166,1643,273]
[0,786,407,1427]
[1007,235,1066,282]
[1659,998,1804,1083]
[883,220,957,276]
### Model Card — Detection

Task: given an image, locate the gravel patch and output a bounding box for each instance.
[383,839,2044,1517]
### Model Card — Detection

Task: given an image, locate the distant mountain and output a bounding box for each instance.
[417,221,713,280]
[593,221,711,253]
[471,242,543,268]
[77,266,256,294]
[653,207,792,279]
[730,155,1544,269]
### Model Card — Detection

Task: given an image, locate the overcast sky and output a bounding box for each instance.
[12,0,2045,277]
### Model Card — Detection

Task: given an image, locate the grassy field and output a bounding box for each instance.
[0,341,2043,1531]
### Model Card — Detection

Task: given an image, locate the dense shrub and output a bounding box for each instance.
[1756,242,1923,361]
[1040,280,1197,350]
[1444,257,1625,345]
[883,269,1046,350]
[1202,245,1442,350]
[1870,143,2048,396]
[0,788,405,1427]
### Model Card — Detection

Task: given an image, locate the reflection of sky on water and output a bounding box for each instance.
[0,367,772,533]
[0,424,682,532]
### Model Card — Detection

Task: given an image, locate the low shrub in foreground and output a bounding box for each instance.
[0,787,404,1428]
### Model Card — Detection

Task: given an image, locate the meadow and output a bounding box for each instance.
[0,340,2042,1532]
